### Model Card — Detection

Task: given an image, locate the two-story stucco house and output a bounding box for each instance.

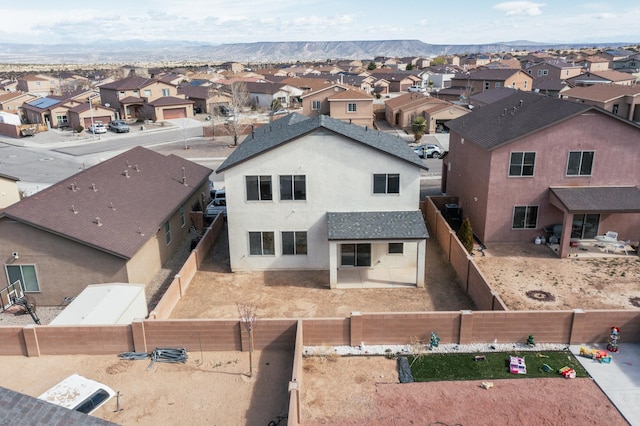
[216,114,429,288]
[301,84,374,127]
[443,91,640,258]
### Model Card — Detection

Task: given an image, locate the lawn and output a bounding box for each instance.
[408,351,589,381]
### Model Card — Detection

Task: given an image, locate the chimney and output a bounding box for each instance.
[182,167,187,186]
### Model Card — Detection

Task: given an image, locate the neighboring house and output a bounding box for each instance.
[66,102,116,130]
[561,84,640,123]
[21,97,80,128]
[576,55,611,72]
[301,83,374,127]
[0,91,37,118]
[216,114,429,288]
[384,92,469,132]
[99,76,193,121]
[244,82,293,109]
[524,59,583,80]
[16,74,60,97]
[532,77,567,98]
[0,173,20,209]
[0,79,19,92]
[449,69,533,101]
[611,53,640,73]
[443,91,640,258]
[0,146,212,305]
[365,71,422,92]
[469,87,519,108]
[564,70,636,87]
[177,84,233,114]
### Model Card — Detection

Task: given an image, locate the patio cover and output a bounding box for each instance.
[549,186,640,213]
[327,211,428,240]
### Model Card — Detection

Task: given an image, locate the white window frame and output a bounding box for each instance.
[246,175,273,201]
[373,173,400,194]
[282,231,307,255]
[312,100,321,110]
[347,103,357,113]
[509,152,536,177]
[179,206,185,228]
[161,88,170,96]
[512,206,538,230]
[249,231,275,256]
[388,242,404,255]
[164,221,171,245]
[5,264,40,292]
[279,175,306,201]
[144,89,152,97]
[566,151,595,176]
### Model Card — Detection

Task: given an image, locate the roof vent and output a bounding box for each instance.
[109,202,116,210]
[138,227,145,237]
[70,182,78,192]
[123,170,130,178]
[519,100,523,107]
[94,217,102,226]
[91,183,97,192]
[134,164,140,172]
[182,167,187,186]
[71,204,78,214]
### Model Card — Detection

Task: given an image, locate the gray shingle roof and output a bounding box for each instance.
[0,386,118,426]
[445,91,595,150]
[1,147,212,259]
[550,186,640,213]
[327,211,428,240]
[217,114,428,173]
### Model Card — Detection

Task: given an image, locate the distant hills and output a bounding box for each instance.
[0,39,636,65]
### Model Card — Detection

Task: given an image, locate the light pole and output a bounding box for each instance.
[88,93,100,141]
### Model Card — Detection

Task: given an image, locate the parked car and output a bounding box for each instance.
[87,123,107,134]
[217,105,233,117]
[407,86,425,92]
[413,144,442,158]
[205,189,226,219]
[193,106,202,114]
[269,108,290,116]
[108,120,130,133]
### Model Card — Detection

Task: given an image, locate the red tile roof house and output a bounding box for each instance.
[99,76,194,122]
[0,146,212,305]
[443,91,640,258]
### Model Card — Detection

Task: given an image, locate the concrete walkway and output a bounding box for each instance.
[571,343,640,425]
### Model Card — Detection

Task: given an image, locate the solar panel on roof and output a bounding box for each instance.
[28,97,60,109]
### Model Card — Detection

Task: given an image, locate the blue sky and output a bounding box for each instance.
[1,1,638,45]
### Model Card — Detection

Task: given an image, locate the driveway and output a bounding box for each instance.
[170,223,476,319]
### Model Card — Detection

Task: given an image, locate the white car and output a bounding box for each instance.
[87,123,107,134]
[407,86,425,93]
[414,144,442,158]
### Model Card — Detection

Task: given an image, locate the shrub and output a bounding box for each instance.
[75,125,84,133]
[457,217,474,253]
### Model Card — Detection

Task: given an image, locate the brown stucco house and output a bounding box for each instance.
[0,173,20,209]
[301,83,374,127]
[443,91,640,258]
[99,76,194,121]
[384,92,469,133]
[0,147,212,305]
[561,84,640,123]
[0,91,37,118]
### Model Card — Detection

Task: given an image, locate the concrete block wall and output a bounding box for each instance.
[35,325,134,356]
[0,327,27,356]
[288,321,304,426]
[239,319,298,351]
[302,318,350,346]
[142,319,241,353]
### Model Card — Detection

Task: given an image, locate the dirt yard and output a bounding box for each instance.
[474,243,640,310]
[301,355,628,425]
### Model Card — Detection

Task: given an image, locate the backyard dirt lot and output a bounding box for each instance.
[474,243,640,310]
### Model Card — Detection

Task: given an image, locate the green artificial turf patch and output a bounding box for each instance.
[408,351,589,382]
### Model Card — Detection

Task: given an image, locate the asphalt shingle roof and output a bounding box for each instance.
[327,211,428,240]
[445,91,594,150]
[216,113,428,173]
[1,147,212,259]
[550,187,640,213]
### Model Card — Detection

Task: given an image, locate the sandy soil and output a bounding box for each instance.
[301,355,629,425]
[474,243,640,310]
[0,350,292,426]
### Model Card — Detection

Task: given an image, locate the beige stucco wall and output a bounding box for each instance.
[328,99,373,127]
[0,178,21,208]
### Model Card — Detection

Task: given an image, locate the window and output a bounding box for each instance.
[495,82,502,88]
[341,244,371,266]
[56,115,68,125]
[347,103,357,112]
[509,152,535,176]
[161,88,170,96]
[179,206,185,227]
[133,90,139,96]
[612,104,619,114]
[484,82,490,90]
[537,69,543,77]
[512,206,538,229]
[312,100,321,110]
[5,265,39,292]
[249,231,275,255]
[164,221,171,245]
[388,243,404,254]
[282,231,307,255]
[280,175,306,200]
[119,91,125,98]
[373,173,400,194]
[144,89,152,97]
[543,70,549,76]
[246,175,273,201]
[523,80,528,89]
[567,151,594,176]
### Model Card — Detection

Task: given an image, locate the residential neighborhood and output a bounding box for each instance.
[1,39,640,425]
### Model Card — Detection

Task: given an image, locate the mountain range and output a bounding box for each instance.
[0,39,636,65]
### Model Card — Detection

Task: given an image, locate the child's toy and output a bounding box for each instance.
[509,356,526,374]
[481,381,493,389]
[527,335,535,346]
[607,326,620,353]
[541,363,553,372]
[474,355,487,362]
[429,332,440,350]
[559,366,576,379]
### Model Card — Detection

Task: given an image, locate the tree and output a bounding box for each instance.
[457,217,474,253]
[225,81,250,146]
[237,303,258,377]
[431,56,447,65]
[411,116,426,143]
[367,61,377,70]
[406,63,414,70]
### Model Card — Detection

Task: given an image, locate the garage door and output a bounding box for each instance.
[162,108,186,119]
[84,116,111,127]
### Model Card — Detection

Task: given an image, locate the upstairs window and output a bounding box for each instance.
[347,103,357,112]
[373,173,400,194]
[509,152,535,176]
[567,151,594,176]
[164,221,171,245]
[161,88,170,96]
[144,89,152,97]
[246,175,273,201]
[312,100,321,110]
[280,175,306,200]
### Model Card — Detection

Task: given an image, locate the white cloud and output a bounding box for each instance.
[493,1,545,16]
